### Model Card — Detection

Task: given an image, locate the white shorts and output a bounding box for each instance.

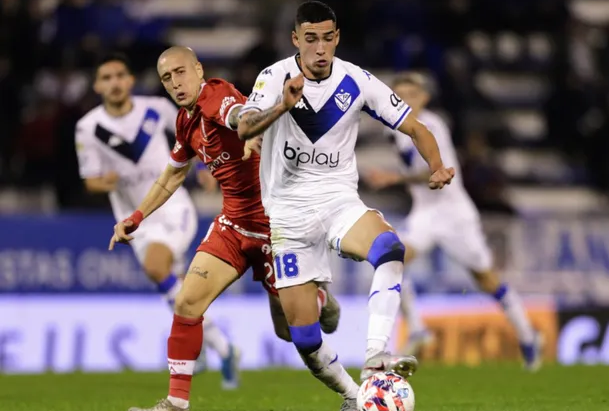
[269,194,373,289]
[131,202,198,274]
[398,206,492,272]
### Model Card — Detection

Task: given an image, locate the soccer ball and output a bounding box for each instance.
[357,371,415,411]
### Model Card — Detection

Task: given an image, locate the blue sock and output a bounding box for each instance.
[289,322,322,355]
[493,283,508,301]
[157,273,181,308]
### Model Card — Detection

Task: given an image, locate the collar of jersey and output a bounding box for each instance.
[186,83,206,119]
[294,54,333,84]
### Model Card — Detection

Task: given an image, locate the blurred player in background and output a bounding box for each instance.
[364,72,542,371]
[74,53,239,388]
[111,46,340,411]
[237,2,454,410]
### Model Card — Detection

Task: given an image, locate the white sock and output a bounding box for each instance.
[202,317,231,358]
[367,260,404,360]
[167,396,189,409]
[400,274,426,335]
[300,341,359,399]
[495,284,535,344]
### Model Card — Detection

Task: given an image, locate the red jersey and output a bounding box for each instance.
[169,78,267,233]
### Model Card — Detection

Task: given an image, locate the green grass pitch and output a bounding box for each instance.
[1,364,607,410]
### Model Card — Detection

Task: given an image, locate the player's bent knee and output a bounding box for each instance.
[367,231,406,269]
[290,322,322,356]
[142,263,171,283]
[472,269,500,293]
[174,290,206,318]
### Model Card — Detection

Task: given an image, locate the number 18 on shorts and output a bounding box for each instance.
[274,253,300,280]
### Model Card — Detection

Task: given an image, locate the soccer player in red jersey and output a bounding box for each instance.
[109,46,340,411]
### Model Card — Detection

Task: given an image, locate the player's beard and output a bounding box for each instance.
[106,91,131,112]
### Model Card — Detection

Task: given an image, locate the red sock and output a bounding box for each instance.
[167,314,203,402]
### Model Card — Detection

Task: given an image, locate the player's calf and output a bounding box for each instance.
[473,269,539,369]
[278,283,359,401]
[163,252,240,410]
[269,285,342,342]
[343,221,406,359]
[143,243,181,308]
[318,284,341,334]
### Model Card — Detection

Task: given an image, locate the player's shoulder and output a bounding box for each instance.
[334,57,375,85]
[419,110,449,132]
[202,78,241,98]
[419,110,443,124]
[258,56,295,80]
[75,104,105,136]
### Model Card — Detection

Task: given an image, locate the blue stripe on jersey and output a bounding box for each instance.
[363,105,411,130]
[94,108,160,163]
[132,109,160,161]
[289,75,361,144]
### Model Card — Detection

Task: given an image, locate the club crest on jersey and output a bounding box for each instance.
[142,118,158,136]
[334,90,352,112]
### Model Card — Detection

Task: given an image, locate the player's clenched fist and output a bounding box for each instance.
[108,210,143,250]
[242,136,262,160]
[428,167,455,190]
[282,73,304,110]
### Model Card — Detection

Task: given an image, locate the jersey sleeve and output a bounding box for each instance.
[169,119,196,168]
[239,65,284,117]
[361,71,412,130]
[205,81,246,131]
[75,123,104,179]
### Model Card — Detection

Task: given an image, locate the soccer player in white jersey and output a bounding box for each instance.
[237,2,454,409]
[75,54,241,388]
[365,72,543,371]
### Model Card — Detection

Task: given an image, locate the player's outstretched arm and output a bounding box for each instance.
[137,163,190,218]
[83,172,120,193]
[108,163,190,250]
[237,73,305,140]
[364,168,430,190]
[398,116,455,189]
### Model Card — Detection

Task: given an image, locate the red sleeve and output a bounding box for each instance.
[169,112,196,168]
[203,79,247,130]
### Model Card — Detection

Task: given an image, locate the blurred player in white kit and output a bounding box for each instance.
[365,72,543,371]
[74,53,240,388]
[237,2,454,410]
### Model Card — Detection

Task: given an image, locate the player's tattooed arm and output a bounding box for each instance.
[237,105,287,140]
[398,116,444,172]
[238,73,304,140]
[227,105,242,130]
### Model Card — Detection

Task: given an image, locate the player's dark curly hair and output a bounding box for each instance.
[95,52,133,75]
[295,1,336,27]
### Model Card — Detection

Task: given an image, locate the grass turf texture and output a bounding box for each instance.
[1,364,607,410]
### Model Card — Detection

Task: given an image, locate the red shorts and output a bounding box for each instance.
[196,214,277,295]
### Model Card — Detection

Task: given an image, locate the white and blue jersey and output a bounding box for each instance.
[241,55,412,213]
[75,96,197,272]
[390,110,491,272]
[390,109,475,216]
[241,55,412,288]
[76,96,193,222]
